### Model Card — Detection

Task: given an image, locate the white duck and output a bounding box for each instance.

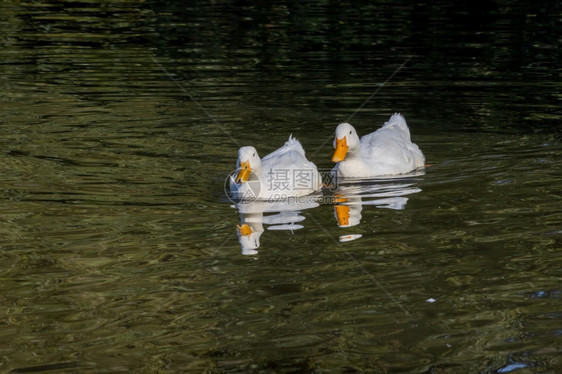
[230,135,322,201]
[331,113,425,178]
[234,196,320,255]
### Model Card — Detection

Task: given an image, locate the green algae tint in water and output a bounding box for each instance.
[0,1,561,373]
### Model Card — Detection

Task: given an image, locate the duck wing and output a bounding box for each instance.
[360,113,423,168]
[262,135,316,169]
[262,135,322,191]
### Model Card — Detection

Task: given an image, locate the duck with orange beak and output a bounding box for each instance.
[331,113,425,178]
[229,135,322,201]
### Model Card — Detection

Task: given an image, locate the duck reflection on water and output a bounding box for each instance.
[231,172,424,253]
[234,195,320,255]
[333,173,424,242]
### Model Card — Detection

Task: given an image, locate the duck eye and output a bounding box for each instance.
[349,130,352,135]
[252,152,256,157]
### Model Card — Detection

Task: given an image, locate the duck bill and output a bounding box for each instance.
[335,205,350,227]
[237,224,253,236]
[235,161,251,183]
[332,137,349,162]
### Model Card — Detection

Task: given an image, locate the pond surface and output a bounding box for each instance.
[1,1,561,373]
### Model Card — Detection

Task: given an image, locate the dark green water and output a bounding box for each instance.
[1,1,561,373]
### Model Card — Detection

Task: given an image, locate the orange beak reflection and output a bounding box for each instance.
[237,224,253,236]
[332,137,349,162]
[333,194,348,204]
[235,161,251,183]
[335,205,350,227]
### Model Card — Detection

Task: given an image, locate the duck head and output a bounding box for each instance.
[332,123,360,162]
[235,146,262,183]
[236,223,261,255]
[335,204,362,227]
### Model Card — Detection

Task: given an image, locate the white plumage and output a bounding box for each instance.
[230,135,322,201]
[331,113,425,178]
